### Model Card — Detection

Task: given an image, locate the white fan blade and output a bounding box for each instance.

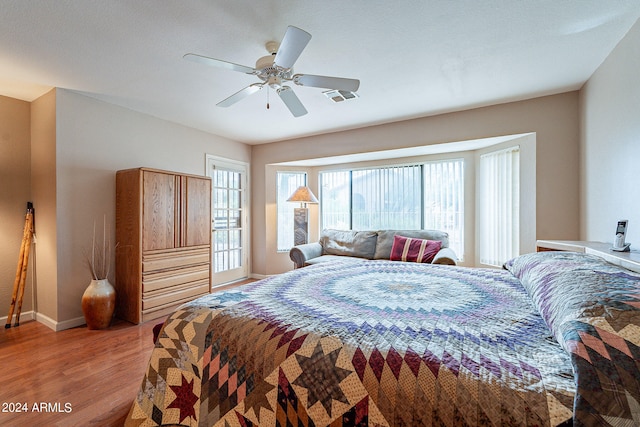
[274,26,311,70]
[184,53,256,74]
[217,84,263,107]
[293,74,360,92]
[277,86,307,117]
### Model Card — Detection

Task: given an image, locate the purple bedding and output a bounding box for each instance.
[505,251,640,425]
[126,252,639,426]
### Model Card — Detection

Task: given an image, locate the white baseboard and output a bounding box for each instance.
[1,310,35,328]
[35,312,86,331]
[55,316,86,331]
[5,275,274,331]
[2,310,85,332]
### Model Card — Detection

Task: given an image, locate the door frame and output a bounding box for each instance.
[205,154,250,286]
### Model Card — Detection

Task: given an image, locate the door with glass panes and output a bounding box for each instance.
[207,156,249,285]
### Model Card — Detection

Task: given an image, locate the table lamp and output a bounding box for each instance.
[287,186,318,245]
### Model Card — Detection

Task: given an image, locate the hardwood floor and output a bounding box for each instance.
[0,279,255,426]
[0,318,161,426]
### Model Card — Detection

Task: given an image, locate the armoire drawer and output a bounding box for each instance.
[143,264,210,293]
[142,246,210,272]
[141,291,210,323]
[142,279,210,310]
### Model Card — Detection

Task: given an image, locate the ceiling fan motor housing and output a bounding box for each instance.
[255,55,276,71]
[255,55,292,87]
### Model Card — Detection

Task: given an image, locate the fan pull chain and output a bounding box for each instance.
[266,87,270,110]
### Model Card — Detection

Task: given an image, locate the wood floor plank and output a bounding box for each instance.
[0,279,255,426]
[0,318,161,426]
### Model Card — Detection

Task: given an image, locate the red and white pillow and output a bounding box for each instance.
[390,235,441,263]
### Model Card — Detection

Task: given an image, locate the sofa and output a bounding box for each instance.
[289,229,458,269]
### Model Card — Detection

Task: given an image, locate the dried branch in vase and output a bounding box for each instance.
[85,215,116,281]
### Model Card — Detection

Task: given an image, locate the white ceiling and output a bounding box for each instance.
[1,1,639,145]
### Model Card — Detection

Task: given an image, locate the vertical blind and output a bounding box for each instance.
[423,159,464,258]
[276,171,306,251]
[319,170,351,230]
[351,165,422,230]
[321,166,422,231]
[319,160,465,258]
[479,146,520,267]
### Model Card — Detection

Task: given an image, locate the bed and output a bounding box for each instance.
[125,251,640,426]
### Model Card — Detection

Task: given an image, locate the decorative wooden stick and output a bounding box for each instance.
[13,211,34,327]
[6,203,34,328]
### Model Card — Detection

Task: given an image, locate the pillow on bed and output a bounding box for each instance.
[390,235,441,263]
[504,251,640,423]
[504,251,640,348]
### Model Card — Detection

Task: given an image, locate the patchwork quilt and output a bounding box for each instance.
[504,252,640,425]
[125,254,636,426]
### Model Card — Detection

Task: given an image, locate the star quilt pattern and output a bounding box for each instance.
[505,251,640,426]
[126,258,601,426]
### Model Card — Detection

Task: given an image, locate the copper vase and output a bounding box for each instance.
[81,279,116,330]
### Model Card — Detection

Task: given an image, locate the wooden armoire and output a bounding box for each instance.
[115,168,212,324]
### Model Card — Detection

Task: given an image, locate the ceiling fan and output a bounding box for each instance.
[184,26,360,117]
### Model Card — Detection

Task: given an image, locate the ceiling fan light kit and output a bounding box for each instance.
[184,26,360,117]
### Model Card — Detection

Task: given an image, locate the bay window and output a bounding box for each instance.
[320,159,464,257]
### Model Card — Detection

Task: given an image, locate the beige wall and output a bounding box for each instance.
[0,95,32,323]
[252,92,580,275]
[580,18,640,244]
[10,89,251,330]
[31,90,58,323]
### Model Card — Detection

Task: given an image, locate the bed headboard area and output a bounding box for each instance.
[536,239,640,273]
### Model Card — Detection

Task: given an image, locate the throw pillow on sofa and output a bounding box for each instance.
[390,235,442,263]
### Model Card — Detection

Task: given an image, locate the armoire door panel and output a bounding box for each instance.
[184,176,212,247]
[142,171,177,251]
